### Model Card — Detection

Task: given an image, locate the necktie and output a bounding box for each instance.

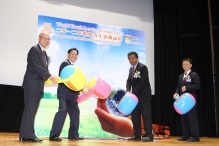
[42,50,47,63]
[183,72,187,82]
[132,66,135,76]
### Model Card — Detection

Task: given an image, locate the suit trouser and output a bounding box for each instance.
[181,104,199,138]
[19,89,42,139]
[50,98,80,138]
[131,101,153,138]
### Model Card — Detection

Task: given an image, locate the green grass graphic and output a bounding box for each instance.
[35,98,117,138]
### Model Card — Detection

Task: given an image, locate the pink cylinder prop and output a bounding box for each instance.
[77,77,111,103]
[88,77,111,99]
[77,94,90,103]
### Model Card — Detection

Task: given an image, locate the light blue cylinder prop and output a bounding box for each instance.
[60,65,75,79]
[117,93,138,116]
[173,93,196,115]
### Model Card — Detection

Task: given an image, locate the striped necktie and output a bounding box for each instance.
[132,66,135,76]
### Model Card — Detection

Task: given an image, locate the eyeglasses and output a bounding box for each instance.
[40,37,50,41]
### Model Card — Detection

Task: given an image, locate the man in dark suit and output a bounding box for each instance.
[49,48,89,142]
[173,58,200,142]
[126,51,153,142]
[20,32,58,142]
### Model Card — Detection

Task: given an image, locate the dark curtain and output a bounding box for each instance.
[214,28,219,137]
[0,84,24,132]
[152,1,182,136]
[211,0,219,137]
[153,0,217,137]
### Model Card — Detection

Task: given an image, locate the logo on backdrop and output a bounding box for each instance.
[43,22,53,34]
[125,35,132,44]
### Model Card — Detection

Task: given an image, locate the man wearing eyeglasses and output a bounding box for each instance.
[19,32,58,142]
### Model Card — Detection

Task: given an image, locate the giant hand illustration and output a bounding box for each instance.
[94,98,134,137]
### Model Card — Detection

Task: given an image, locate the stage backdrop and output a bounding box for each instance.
[35,15,146,137]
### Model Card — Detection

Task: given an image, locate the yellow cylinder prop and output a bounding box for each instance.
[45,65,86,91]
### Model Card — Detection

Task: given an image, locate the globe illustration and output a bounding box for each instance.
[106,88,126,117]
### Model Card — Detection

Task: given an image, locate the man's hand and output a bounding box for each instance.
[49,75,59,84]
[95,98,134,137]
[81,89,90,97]
[173,93,179,99]
[181,86,186,92]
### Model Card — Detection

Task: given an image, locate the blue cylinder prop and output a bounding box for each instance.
[117,93,138,116]
[173,93,196,115]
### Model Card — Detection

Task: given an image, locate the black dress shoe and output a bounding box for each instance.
[187,138,200,142]
[49,135,62,141]
[127,136,141,141]
[177,137,189,141]
[142,137,153,142]
[20,138,43,142]
[69,137,84,140]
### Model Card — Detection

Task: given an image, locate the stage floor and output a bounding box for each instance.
[1,132,219,146]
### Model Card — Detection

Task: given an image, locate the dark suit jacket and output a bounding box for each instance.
[175,71,200,98]
[126,62,152,102]
[57,59,80,102]
[22,44,51,92]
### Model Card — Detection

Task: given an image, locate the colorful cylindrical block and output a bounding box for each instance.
[173,93,196,115]
[60,65,86,91]
[77,77,111,103]
[117,93,138,116]
[87,77,111,99]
